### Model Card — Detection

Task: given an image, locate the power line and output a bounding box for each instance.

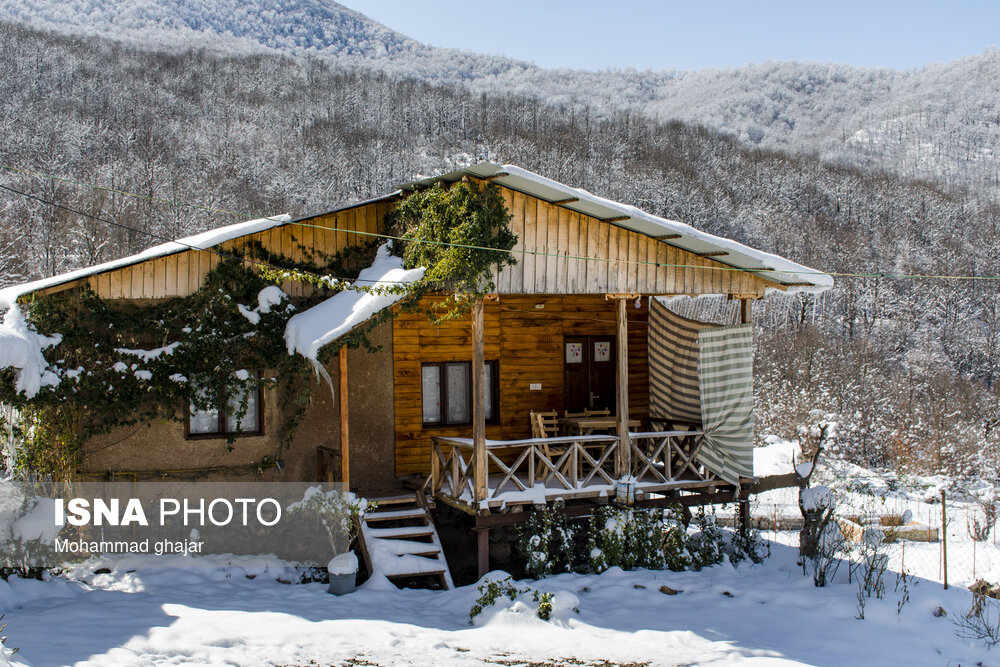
[4,162,1000,283]
[0,182,404,287]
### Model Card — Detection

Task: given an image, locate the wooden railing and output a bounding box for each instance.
[430,430,708,505]
[627,431,712,483]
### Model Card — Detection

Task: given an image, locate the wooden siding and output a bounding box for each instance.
[38,201,391,301]
[393,294,650,478]
[489,185,772,297]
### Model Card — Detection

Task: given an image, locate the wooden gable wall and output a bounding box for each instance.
[489,186,775,297]
[38,200,392,301]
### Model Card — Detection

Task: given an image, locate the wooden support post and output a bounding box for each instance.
[615,297,630,478]
[740,297,752,325]
[339,346,350,489]
[472,298,487,503]
[477,526,490,578]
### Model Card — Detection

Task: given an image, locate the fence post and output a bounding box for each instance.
[941,489,948,590]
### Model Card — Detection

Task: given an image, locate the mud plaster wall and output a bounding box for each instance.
[80,321,396,489]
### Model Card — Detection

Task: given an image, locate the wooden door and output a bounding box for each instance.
[563,336,616,414]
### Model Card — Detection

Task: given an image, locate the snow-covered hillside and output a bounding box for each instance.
[3,0,999,194]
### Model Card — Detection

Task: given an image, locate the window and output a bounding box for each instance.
[187,373,263,437]
[421,361,498,427]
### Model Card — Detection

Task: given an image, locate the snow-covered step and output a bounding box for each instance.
[365,508,428,522]
[370,537,442,558]
[357,492,453,590]
[364,525,436,539]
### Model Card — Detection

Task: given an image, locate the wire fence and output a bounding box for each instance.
[743,488,1000,592]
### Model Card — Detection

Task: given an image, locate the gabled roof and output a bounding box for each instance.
[400,163,832,293]
[0,163,831,310]
[0,214,291,310]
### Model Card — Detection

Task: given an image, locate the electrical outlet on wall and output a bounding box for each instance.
[529,383,542,391]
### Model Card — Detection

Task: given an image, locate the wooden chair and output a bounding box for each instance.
[564,410,588,419]
[530,410,560,438]
[584,408,611,417]
[529,410,561,479]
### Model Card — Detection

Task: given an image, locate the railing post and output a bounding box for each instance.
[472,298,488,503]
[430,440,441,494]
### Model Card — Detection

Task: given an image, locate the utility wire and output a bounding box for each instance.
[0,182,393,287]
[4,162,1000,283]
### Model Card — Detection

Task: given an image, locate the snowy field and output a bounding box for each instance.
[0,537,995,666]
[3,439,1000,666]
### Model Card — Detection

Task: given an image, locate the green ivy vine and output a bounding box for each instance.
[1,180,518,479]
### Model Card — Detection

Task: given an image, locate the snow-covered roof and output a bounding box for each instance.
[400,163,833,293]
[284,244,425,361]
[0,214,291,310]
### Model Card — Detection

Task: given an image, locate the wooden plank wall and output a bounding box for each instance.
[491,186,770,297]
[393,294,650,478]
[43,201,391,301]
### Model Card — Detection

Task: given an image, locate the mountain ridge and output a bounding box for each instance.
[3,0,998,199]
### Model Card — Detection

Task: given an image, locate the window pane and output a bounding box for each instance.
[189,401,219,434]
[226,384,258,433]
[483,363,494,421]
[422,366,442,423]
[446,363,470,424]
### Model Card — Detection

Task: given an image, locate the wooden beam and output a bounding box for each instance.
[740,298,752,325]
[601,215,630,223]
[339,347,350,488]
[654,234,682,240]
[697,251,729,258]
[477,527,490,578]
[472,298,487,503]
[615,296,630,478]
[550,197,579,205]
[483,172,510,181]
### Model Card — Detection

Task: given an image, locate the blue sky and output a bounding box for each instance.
[340,1,998,71]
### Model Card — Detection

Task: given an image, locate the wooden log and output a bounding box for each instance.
[615,296,630,477]
[472,298,487,502]
[339,347,350,488]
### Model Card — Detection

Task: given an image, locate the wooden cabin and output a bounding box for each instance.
[0,163,831,583]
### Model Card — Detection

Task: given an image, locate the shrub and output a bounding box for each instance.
[468,576,555,623]
[517,506,576,579]
[687,506,725,571]
[661,505,691,572]
[587,507,665,573]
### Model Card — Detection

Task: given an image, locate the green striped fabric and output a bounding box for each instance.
[697,324,755,485]
[647,299,716,424]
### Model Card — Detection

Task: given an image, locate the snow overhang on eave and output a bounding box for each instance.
[399,162,833,293]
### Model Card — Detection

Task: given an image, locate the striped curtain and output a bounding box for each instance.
[697,324,755,484]
[648,298,755,485]
[647,299,716,425]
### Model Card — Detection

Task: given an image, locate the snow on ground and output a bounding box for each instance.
[0,539,994,666]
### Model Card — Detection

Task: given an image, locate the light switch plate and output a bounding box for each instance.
[529,383,542,391]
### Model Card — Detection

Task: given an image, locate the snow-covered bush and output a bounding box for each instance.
[799,485,844,587]
[727,523,769,567]
[468,575,565,624]
[661,505,691,572]
[287,487,370,562]
[517,506,576,579]
[687,506,725,571]
[587,507,665,573]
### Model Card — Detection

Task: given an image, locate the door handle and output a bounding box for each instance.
[589,392,599,407]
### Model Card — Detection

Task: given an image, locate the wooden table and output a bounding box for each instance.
[559,416,641,436]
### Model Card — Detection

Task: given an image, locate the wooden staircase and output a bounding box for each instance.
[357,490,453,590]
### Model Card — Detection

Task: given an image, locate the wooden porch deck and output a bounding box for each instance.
[429,430,722,513]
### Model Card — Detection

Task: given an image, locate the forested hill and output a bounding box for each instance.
[0,20,998,483]
[2,0,999,196]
